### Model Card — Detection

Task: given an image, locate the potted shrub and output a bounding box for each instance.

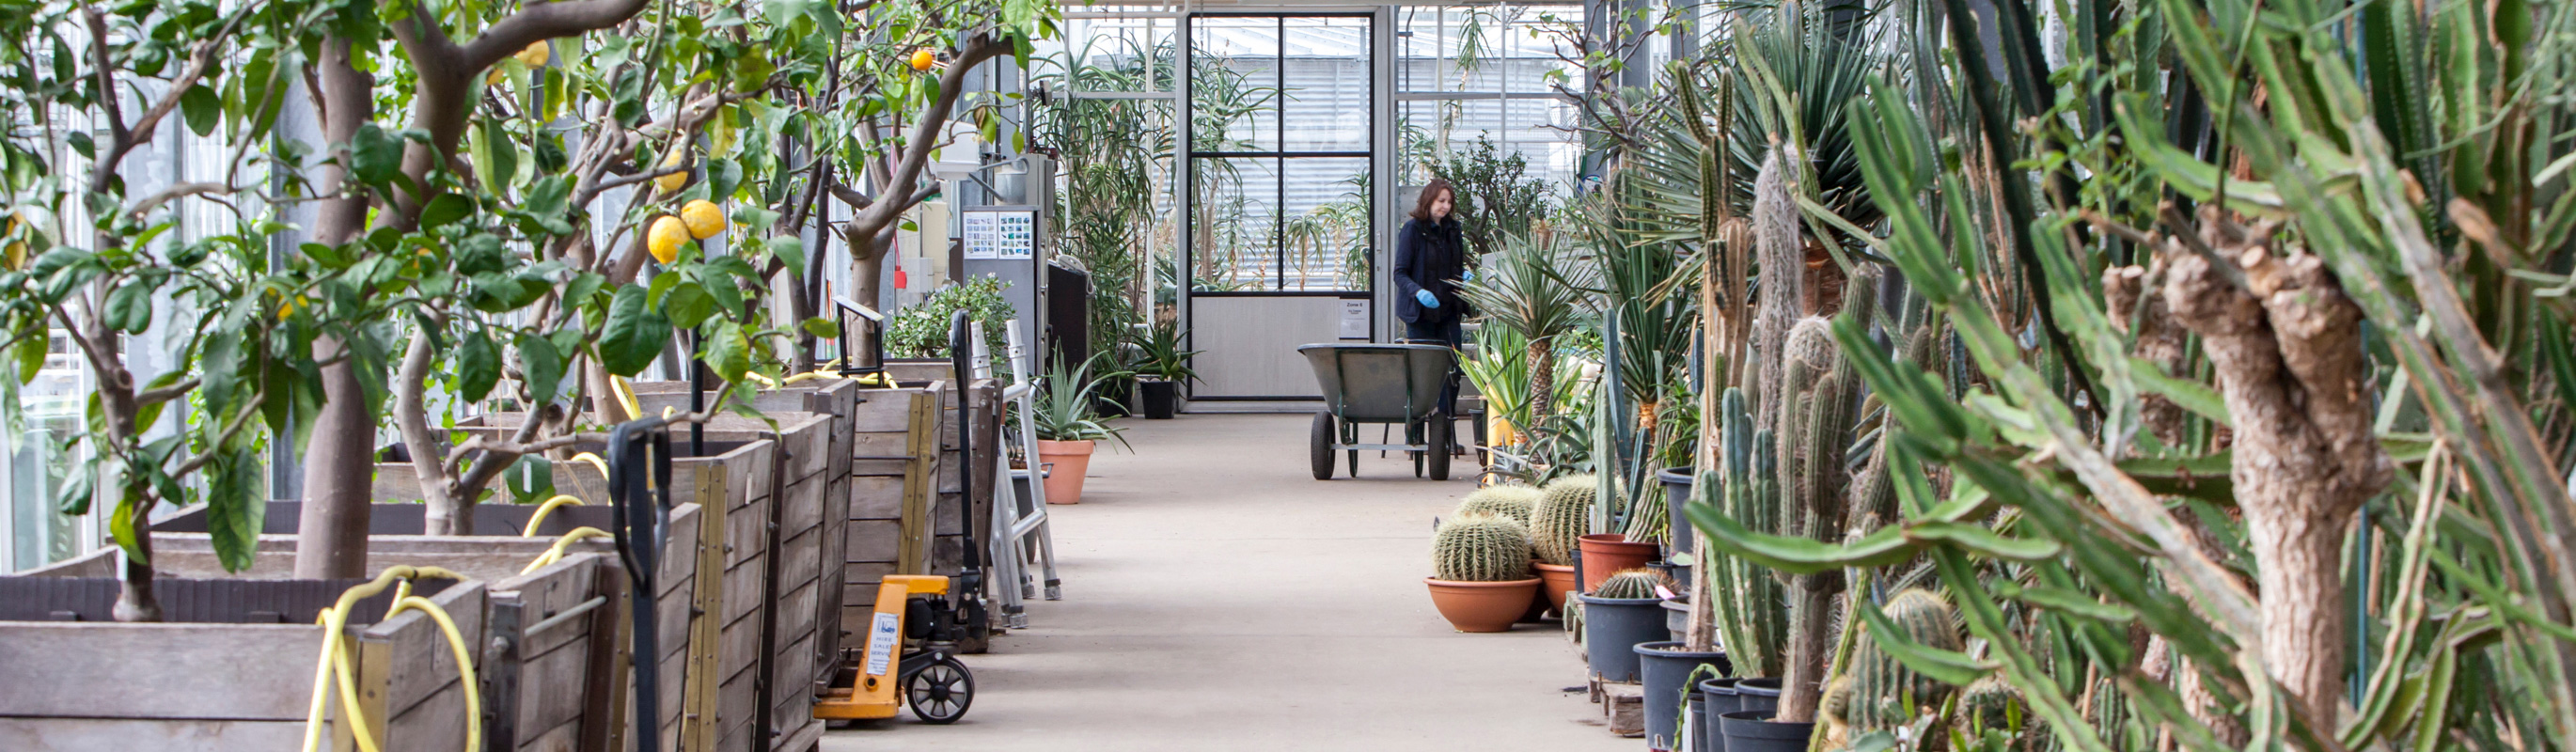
[1031,353,1129,505]
[1130,320,1201,419]
[1423,514,1540,633]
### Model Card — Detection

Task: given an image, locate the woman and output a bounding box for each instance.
[1394,178,1469,417]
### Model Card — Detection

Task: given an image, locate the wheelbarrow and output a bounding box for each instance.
[1298,342,1457,480]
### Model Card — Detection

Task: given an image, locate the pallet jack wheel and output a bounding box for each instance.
[907,655,975,724]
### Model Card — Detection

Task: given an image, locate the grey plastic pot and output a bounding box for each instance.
[1657,466,1696,556]
[1720,710,1815,752]
[1660,596,1690,642]
[1735,677,1783,714]
[1576,593,1666,682]
[1698,678,1742,752]
[1635,642,1731,752]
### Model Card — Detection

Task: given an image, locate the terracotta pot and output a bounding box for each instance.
[1534,562,1579,614]
[1425,577,1543,633]
[1036,439,1096,505]
[1579,533,1659,592]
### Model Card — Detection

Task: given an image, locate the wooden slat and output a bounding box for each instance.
[777,527,822,596]
[383,678,470,752]
[0,622,323,720]
[722,495,771,572]
[0,716,309,750]
[367,580,488,721]
[778,472,825,542]
[772,579,819,650]
[848,477,905,520]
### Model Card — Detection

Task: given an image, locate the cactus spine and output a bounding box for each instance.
[1453,484,1542,527]
[1593,569,1668,600]
[1530,475,1596,567]
[1431,514,1533,582]
[1709,387,1789,679]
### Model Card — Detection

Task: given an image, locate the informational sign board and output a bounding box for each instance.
[1340,298,1369,339]
[961,209,1036,259]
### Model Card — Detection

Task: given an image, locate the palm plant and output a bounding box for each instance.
[1453,234,1595,422]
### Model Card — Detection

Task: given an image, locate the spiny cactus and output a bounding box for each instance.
[1707,387,1789,680]
[1531,475,1597,567]
[1593,569,1668,600]
[1431,514,1533,582]
[1841,588,1965,732]
[1453,484,1541,527]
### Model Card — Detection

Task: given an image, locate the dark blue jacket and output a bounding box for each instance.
[1393,216,1467,324]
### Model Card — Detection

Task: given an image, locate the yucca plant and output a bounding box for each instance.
[1454,233,1595,422]
[1031,353,1131,450]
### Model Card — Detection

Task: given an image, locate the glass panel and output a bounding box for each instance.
[1278,16,1371,152]
[1189,156,1280,291]
[1189,17,1281,152]
[1399,5,1588,95]
[1049,98,1181,336]
[1277,157,1372,290]
[1398,98,1580,193]
[1042,13,1179,92]
[10,332,90,572]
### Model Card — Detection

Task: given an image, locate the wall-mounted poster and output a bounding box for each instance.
[962,209,1036,259]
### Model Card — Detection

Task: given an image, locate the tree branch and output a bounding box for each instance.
[459,0,655,73]
[169,393,267,478]
[852,33,1013,239]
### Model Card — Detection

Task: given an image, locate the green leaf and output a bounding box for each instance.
[420,193,474,229]
[502,455,556,505]
[800,317,840,339]
[205,447,264,572]
[459,330,501,401]
[104,280,154,333]
[600,284,671,376]
[351,123,403,188]
[180,85,222,137]
[1684,501,1924,573]
[2010,584,2138,623]
[707,158,744,199]
[768,236,806,274]
[516,332,564,406]
[2129,356,2229,423]
[1904,522,2064,561]
[702,320,751,384]
[1855,600,1997,685]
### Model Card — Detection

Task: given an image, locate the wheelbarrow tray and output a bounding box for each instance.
[1298,343,1453,425]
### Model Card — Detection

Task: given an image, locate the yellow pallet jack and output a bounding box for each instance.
[814,574,977,724]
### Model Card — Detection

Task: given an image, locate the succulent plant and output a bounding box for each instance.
[1839,588,1964,733]
[1530,475,1597,567]
[1453,484,1542,527]
[1431,514,1534,582]
[1593,569,1669,600]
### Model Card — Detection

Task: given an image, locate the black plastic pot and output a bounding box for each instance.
[1096,377,1134,417]
[1735,677,1783,713]
[1577,593,1666,682]
[1139,379,1178,419]
[1698,678,1743,752]
[1685,690,1706,752]
[1649,559,1692,598]
[1636,642,1732,752]
[1658,466,1696,556]
[1720,711,1815,752]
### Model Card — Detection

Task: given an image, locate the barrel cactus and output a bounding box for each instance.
[1593,569,1668,600]
[1840,588,1965,732]
[1431,514,1534,582]
[1453,483,1542,526]
[1530,475,1597,566]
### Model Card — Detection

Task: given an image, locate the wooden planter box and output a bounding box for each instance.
[458,411,827,752]
[1,556,490,751]
[149,500,705,752]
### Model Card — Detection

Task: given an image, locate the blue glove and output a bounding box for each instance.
[1463,269,1476,282]
[1415,290,1441,308]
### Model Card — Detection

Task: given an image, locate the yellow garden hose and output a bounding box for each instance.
[611,376,642,421]
[522,494,586,538]
[782,370,832,384]
[745,370,780,388]
[302,566,479,752]
[522,527,615,574]
[567,451,609,478]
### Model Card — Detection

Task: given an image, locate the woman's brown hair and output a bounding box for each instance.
[1409,179,1455,223]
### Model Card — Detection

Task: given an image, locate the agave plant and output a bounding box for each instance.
[1031,353,1132,449]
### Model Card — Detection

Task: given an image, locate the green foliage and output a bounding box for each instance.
[1530,474,1597,567]
[1827,588,1966,738]
[1128,319,1200,384]
[1029,352,1127,447]
[1453,483,1542,527]
[1423,136,1557,258]
[886,276,1016,361]
[1431,513,1533,582]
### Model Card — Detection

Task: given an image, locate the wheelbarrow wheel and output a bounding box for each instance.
[907,655,974,724]
[1425,416,1452,481]
[1310,412,1336,480]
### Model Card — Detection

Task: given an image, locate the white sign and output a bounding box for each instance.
[961,209,1036,259]
[865,611,902,676]
[1340,299,1369,339]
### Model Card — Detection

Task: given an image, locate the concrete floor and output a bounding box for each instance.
[821,413,1634,751]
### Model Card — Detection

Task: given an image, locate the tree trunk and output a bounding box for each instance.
[2160,212,2391,728]
[1527,337,1556,421]
[112,501,162,622]
[1777,575,1842,723]
[294,36,379,580]
[847,227,887,356]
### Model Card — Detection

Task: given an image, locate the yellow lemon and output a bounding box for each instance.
[514,41,551,68]
[910,48,935,71]
[648,216,691,264]
[654,149,688,195]
[681,200,726,240]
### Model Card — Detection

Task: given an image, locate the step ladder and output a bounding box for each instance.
[967,319,1063,629]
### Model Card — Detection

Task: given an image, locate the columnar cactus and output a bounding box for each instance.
[1709,387,1789,680]
[1453,484,1542,527]
[1530,475,1597,567]
[1593,569,1668,600]
[1431,514,1534,582]
[1842,588,1965,731]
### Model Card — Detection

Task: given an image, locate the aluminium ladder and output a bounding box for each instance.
[966,320,1064,629]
